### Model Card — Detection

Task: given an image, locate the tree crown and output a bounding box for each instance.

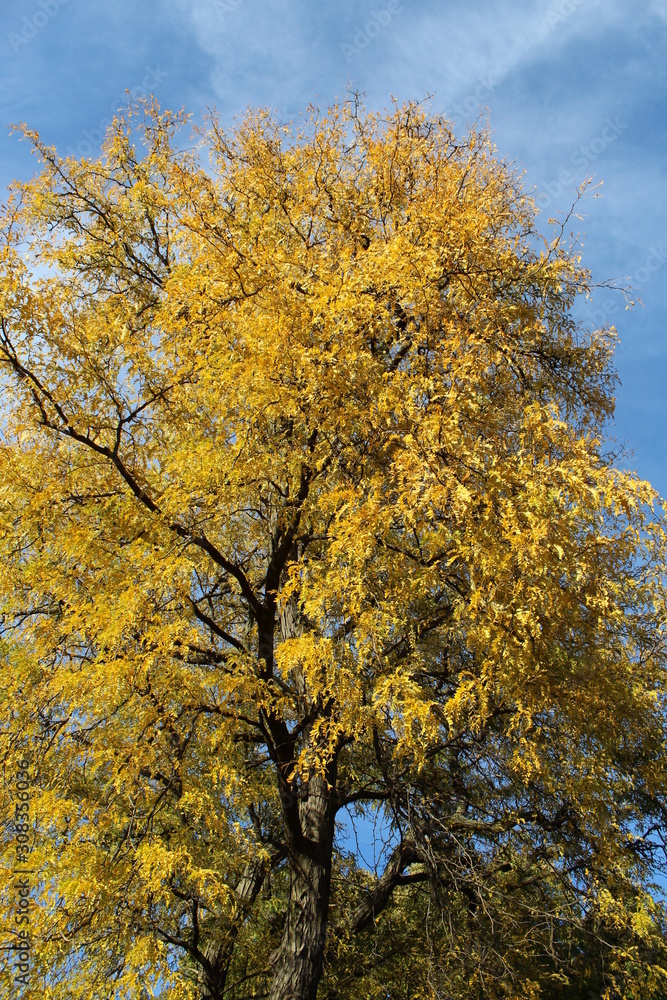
[1,98,666,1000]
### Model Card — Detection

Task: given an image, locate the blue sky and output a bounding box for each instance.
[1,0,665,493]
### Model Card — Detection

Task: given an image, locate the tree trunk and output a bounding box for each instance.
[268,569,336,999]
[269,771,336,1000]
[195,860,268,1000]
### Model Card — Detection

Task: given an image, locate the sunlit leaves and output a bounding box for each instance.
[0,98,666,998]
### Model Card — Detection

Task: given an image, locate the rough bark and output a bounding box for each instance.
[195,859,269,1000]
[264,550,338,999]
[269,771,336,1000]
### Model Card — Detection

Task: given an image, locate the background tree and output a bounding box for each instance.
[0,98,666,1000]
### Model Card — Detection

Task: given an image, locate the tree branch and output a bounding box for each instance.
[334,839,420,936]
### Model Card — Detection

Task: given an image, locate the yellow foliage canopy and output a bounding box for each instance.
[0,99,666,999]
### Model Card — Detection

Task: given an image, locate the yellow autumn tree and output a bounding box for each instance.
[0,98,666,1000]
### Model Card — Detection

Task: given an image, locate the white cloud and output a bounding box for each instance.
[170,0,632,120]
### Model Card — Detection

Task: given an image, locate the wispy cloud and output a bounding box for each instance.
[0,0,664,489]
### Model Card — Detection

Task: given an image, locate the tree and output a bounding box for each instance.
[0,98,666,1000]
